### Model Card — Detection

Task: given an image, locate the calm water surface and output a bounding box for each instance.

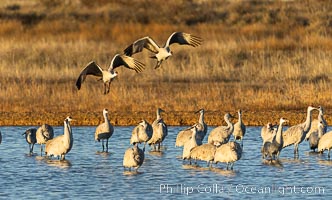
[0,126,331,199]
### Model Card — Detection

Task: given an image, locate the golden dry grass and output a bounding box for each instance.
[0,0,331,126]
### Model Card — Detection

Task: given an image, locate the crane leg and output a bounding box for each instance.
[107,82,111,94]
[294,144,299,158]
[103,84,107,95]
[230,162,234,170]
[106,139,109,152]
[31,143,35,154]
[143,142,146,152]
[328,149,331,159]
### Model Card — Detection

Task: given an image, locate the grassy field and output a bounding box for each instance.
[0,0,331,126]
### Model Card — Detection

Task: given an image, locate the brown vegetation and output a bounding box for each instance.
[0,0,331,126]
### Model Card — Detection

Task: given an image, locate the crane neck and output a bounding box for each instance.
[191,129,197,138]
[156,110,162,120]
[199,112,204,124]
[225,116,234,134]
[103,112,109,123]
[190,128,198,147]
[275,122,284,144]
[238,112,242,123]
[318,124,324,138]
[225,116,232,128]
[303,108,313,133]
[318,110,327,128]
[64,120,71,138]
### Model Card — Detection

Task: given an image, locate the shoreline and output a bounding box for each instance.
[0,110,328,127]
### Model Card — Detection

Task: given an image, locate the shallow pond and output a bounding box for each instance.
[0,126,331,199]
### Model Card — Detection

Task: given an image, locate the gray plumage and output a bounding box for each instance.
[306,105,328,140]
[148,108,168,151]
[175,124,204,147]
[196,108,208,141]
[22,128,37,154]
[208,113,234,147]
[124,32,202,69]
[214,141,242,170]
[175,109,207,147]
[95,108,114,152]
[130,119,153,151]
[123,143,145,171]
[317,121,332,158]
[261,122,276,144]
[262,118,287,160]
[282,106,316,156]
[309,120,325,151]
[45,116,73,160]
[233,109,246,147]
[189,143,216,167]
[36,124,54,156]
[76,54,145,94]
[182,125,199,161]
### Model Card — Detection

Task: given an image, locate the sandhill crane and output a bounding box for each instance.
[233,109,246,147]
[318,123,332,158]
[22,128,37,154]
[75,54,145,94]
[214,141,242,170]
[124,32,202,69]
[189,143,216,167]
[282,106,316,157]
[148,108,167,151]
[197,108,208,140]
[182,125,199,163]
[261,123,277,144]
[95,108,114,152]
[123,143,145,172]
[208,113,234,147]
[45,116,73,160]
[175,124,201,147]
[130,120,153,151]
[306,106,328,140]
[309,120,325,152]
[175,109,207,147]
[36,124,54,156]
[262,118,288,160]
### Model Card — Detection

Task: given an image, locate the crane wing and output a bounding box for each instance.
[165,32,202,48]
[108,54,145,73]
[124,36,160,56]
[76,61,103,90]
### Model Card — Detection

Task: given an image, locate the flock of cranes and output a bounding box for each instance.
[75,32,203,94]
[1,30,331,173]
[0,105,331,172]
[261,106,331,161]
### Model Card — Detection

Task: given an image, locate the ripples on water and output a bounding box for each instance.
[0,126,331,199]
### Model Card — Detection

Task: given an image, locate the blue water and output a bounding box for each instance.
[0,126,331,199]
